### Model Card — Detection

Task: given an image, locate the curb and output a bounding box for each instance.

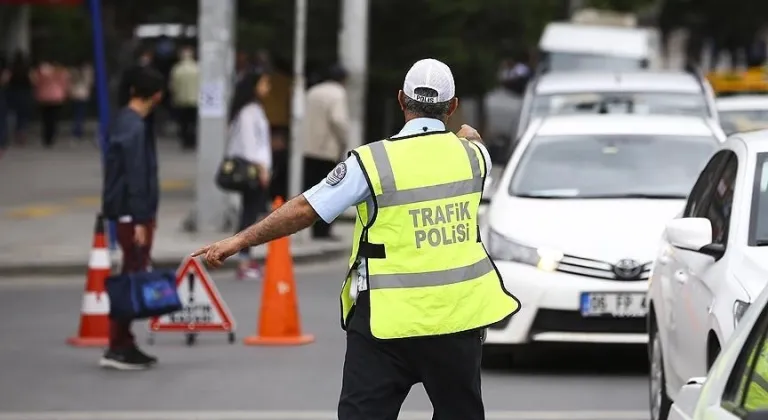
[0,244,350,277]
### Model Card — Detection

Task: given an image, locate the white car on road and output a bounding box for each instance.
[481,114,723,361]
[717,95,768,136]
[648,131,768,420]
[664,273,768,420]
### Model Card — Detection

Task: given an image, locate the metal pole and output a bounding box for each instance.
[339,0,369,150]
[288,0,309,244]
[196,0,235,233]
[86,0,117,249]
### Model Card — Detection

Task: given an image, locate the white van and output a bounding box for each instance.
[538,22,659,72]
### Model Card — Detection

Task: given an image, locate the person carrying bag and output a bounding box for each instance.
[100,67,166,371]
[215,68,273,281]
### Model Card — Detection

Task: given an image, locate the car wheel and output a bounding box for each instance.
[650,325,672,420]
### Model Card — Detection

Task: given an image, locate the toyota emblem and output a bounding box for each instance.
[613,258,642,280]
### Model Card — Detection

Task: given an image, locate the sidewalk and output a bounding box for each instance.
[0,134,352,276]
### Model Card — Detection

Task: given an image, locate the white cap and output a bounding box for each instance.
[402,58,455,103]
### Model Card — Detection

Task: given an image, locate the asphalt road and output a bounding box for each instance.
[0,256,650,420]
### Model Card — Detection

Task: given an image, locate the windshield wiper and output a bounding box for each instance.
[575,193,687,199]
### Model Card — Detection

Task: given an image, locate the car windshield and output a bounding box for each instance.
[509,134,717,198]
[547,52,644,71]
[532,92,709,119]
[719,109,768,135]
[751,153,768,245]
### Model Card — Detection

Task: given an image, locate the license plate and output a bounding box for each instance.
[580,292,647,317]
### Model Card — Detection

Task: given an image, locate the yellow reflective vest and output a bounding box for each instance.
[340,131,521,339]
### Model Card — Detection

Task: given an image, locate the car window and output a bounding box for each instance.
[748,153,768,246]
[702,154,738,246]
[719,110,768,134]
[684,151,730,217]
[722,300,768,414]
[508,134,717,198]
[532,92,709,120]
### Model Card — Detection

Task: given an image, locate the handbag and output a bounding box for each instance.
[215,156,262,192]
[106,251,182,320]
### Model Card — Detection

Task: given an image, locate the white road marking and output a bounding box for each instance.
[0,410,649,420]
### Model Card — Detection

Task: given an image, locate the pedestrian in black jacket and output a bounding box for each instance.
[100,66,165,370]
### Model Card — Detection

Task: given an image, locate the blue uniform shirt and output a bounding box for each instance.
[303,118,493,296]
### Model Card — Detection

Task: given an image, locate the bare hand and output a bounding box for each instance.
[191,236,247,269]
[134,225,148,246]
[457,124,482,142]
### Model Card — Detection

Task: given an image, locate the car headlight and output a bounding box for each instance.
[734,300,750,327]
[487,230,563,272]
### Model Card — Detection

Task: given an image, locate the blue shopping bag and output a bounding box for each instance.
[106,269,182,321]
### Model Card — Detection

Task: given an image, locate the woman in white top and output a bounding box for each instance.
[226,68,272,280]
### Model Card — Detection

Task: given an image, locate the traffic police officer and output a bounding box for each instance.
[193,58,521,420]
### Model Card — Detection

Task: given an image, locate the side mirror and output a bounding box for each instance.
[664,218,725,260]
[481,176,497,204]
[746,409,768,420]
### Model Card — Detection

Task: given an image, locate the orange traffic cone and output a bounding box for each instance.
[243,197,315,346]
[67,214,112,347]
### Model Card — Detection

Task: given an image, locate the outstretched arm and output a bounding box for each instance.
[236,195,319,248]
[192,195,319,268]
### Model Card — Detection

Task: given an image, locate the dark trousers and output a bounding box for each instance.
[176,106,197,149]
[110,220,155,350]
[238,187,267,258]
[339,292,485,420]
[71,100,87,139]
[0,92,7,149]
[39,103,62,147]
[303,156,337,238]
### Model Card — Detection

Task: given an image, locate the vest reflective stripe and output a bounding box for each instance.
[369,258,494,289]
[340,132,521,339]
[369,140,484,208]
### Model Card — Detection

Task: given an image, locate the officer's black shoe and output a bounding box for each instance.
[99,348,152,370]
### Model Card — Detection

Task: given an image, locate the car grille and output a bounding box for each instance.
[530,309,646,334]
[556,255,651,281]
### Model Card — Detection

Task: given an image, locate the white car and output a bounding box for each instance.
[516,70,719,139]
[717,95,768,136]
[481,113,723,359]
[648,130,768,420]
[664,274,768,420]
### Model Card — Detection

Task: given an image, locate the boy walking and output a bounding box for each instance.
[100,67,165,370]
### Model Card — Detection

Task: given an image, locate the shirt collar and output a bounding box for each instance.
[391,118,446,139]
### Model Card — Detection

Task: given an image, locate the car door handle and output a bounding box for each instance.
[674,270,688,284]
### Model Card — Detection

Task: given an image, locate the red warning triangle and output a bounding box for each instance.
[149,257,236,332]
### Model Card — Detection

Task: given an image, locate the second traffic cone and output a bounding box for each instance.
[67,214,111,347]
[244,197,315,346]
